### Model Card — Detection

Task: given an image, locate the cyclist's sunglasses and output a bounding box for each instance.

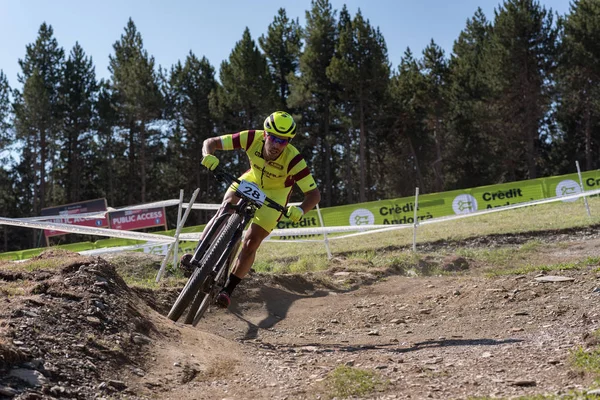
[266,134,289,145]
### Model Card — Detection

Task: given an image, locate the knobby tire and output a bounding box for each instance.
[183,287,208,325]
[184,214,242,324]
[167,213,241,322]
[191,235,241,326]
[190,291,212,326]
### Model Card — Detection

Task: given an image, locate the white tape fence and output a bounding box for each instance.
[1,187,598,245]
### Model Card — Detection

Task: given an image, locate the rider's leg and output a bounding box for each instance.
[221,223,270,296]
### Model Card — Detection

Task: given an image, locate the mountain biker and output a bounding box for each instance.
[183,111,321,308]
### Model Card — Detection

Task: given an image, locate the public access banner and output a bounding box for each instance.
[108,207,167,231]
[276,169,600,236]
[41,198,109,238]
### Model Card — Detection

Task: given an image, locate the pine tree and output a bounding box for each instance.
[555,0,600,172]
[95,79,126,205]
[59,42,98,203]
[216,28,276,129]
[168,52,218,205]
[446,8,500,188]
[488,0,558,180]
[387,48,430,194]
[327,7,390,201]
[326,6,354,203]
[288,0,338,206]
[420,40,450,192]
[212,28,276,175]
[0,71,16,252]
[13,23,65,219]
[259,8,303,111]
[0,167,26,251]
[109,18,163,204]
[0,71,12,161]
[13,72,51,247]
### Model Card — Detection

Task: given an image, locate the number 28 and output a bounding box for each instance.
[243,186,261,199]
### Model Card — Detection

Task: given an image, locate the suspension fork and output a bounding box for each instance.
[192,210,233,264]
[212,209,252,277]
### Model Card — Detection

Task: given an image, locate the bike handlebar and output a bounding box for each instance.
[212,167,288,215]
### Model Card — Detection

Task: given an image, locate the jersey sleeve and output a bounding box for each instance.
[220,130,258,151]
[287,154,318,193]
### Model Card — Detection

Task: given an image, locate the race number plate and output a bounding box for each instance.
[238,180,266,207]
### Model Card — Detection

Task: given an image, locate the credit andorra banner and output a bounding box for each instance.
[277,169,600,236]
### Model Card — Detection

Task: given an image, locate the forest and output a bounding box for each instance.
[0,0,599,251]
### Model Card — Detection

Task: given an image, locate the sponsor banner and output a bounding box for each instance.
[109,207,167,231]
[543,171,600,202]
[42,198,108,237]
[470,182,544,210]
[582,174,600,191]
[276,169,600,235]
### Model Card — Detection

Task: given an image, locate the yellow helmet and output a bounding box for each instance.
[263,111,296,139]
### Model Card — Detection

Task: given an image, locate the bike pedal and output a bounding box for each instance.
[180,254,192,267]
[179,254,200,278]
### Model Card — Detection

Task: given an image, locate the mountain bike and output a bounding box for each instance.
[167,167,288,326]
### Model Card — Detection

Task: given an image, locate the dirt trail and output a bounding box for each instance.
[1,233,600,399]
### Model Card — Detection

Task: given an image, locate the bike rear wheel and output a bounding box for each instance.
[191,289,214,326]
[184,290,208,325]
[168,213,242,322]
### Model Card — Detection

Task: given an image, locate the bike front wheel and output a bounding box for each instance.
[189,232,242,326]
[169,213,242,323]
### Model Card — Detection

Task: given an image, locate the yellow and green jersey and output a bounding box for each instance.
[220,130,317,194]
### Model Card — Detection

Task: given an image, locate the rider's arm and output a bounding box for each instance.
[288,156,321,214]
[298,187,321,214]
[205,130,256,155]
[220,130,257,151]
[202,137,223,157]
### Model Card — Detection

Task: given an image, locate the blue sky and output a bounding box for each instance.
[1,0,572,88]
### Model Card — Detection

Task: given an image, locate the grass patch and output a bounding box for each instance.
[7,258,74,272]
[253,253,329,274]
[349,250,417,271]
[586,256,600,266]
[520,239,544,252]
[475,248,516,266]
[285,256,330,274]
[255,248,419,278]
[571,347,600,374]
[455,239,544,269]
[106,253,168,288]
[346,250,377,263]
[3,250,91,273]
[121,276,162,289]
[0,281,28,297]
[324,365,386,398]
[381,252,417,273]
[251,259,275,273]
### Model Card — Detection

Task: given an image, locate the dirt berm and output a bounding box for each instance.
[1,228,600,399]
